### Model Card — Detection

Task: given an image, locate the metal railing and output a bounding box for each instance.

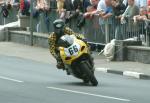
[0,2,150,46]
[81,15,149,46]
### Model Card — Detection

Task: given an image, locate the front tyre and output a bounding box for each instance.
[80,62,98,86]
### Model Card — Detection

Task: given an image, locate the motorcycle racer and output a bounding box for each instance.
[48,19,85,69]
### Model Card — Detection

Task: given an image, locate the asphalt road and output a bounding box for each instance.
[0,55,150,103]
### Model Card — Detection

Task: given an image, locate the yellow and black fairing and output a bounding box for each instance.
[59,38,90,65]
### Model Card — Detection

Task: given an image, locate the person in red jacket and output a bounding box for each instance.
[147,0,150,18]
[20,0,30,16]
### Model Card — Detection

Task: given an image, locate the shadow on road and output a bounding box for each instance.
[54,81,100,87]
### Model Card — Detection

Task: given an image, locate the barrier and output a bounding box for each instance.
[0,5,3,25]
[0,1,149,47]
[35,10,57,33]
[145,19,150,46]
[0,5,18,25]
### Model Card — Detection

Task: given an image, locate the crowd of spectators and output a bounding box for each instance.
[0,0,150,41]
[53,0,150,41]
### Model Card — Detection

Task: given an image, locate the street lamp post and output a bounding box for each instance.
[30,0,33,46]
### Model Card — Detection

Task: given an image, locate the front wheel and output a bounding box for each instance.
[80,62,98,86]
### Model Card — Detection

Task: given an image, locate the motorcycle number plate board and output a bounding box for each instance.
[64,43,81,56]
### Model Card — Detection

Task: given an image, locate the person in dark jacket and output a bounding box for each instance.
[112,0,126,40]
[112,0,126,17]
[62,0,88,28]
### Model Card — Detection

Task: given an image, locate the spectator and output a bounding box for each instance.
[121,0,139,39]
[1,0,15,18]
[83,0,91,12]
[133,7,148,42]
[87,0,101,16]
[97,0,114,41]
[76,0,93,29]
[79,0,99,42]
[56,0,66,20]
[36,0,50,11]
[97,0,106,12]
[35,0,51,32]
[136,0,147,8]
[102,0,113,40]
[112,0,126,40]
[62,0,85,28]
[96,0,106,22]
[4,0,17,10]
[83,5,96,19]
[133,7,147,23]
[100,0,113,20]
[5,0,20,11]
[20,0,30,16]
[95,0,106,42]
[121,0,139,23]
[56,0,65,14]
[96,0,106,23]
[145,1,150,34]
[90,0,100,9]
[63,0,91,16]
[148,0,150,6]
[6,0,19,6]
[83,0,99,19]
[123,0,147,8]
[112,0,126,17]
[63,0,83,12]
[147,0,150,19]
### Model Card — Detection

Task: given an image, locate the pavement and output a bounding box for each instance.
[0,41,150,79]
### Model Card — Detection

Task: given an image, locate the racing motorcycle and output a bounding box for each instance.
[57,34,98,86]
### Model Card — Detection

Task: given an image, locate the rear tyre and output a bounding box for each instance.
[80,62,98,86]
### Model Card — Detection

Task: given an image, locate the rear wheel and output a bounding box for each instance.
[80,62,98,86]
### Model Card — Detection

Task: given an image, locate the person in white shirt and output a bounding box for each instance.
[97,0,113,41]
[97,0,106,12]
[96,0,106,26]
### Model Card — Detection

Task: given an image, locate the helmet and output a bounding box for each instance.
[53,19,65,38]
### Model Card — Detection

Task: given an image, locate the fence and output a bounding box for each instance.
[81,15,149,46]
[0,1,150,46]
[0,4,18,25]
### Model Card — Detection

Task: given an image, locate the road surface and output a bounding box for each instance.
[0,55,150,103]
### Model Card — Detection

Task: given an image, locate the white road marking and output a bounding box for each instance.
[0,76,24,83]
[47,86,131,102]
[96,68,109,72]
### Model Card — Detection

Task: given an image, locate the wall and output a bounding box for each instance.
[8,31,49,48]
[127,46,150,64]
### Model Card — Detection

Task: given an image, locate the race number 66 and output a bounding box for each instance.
[68,45,79,55]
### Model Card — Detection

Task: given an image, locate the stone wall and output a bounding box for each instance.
[3,30,150,64]
[8,31,49,48]
[114,40,142,61]
[127,46,150,64]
